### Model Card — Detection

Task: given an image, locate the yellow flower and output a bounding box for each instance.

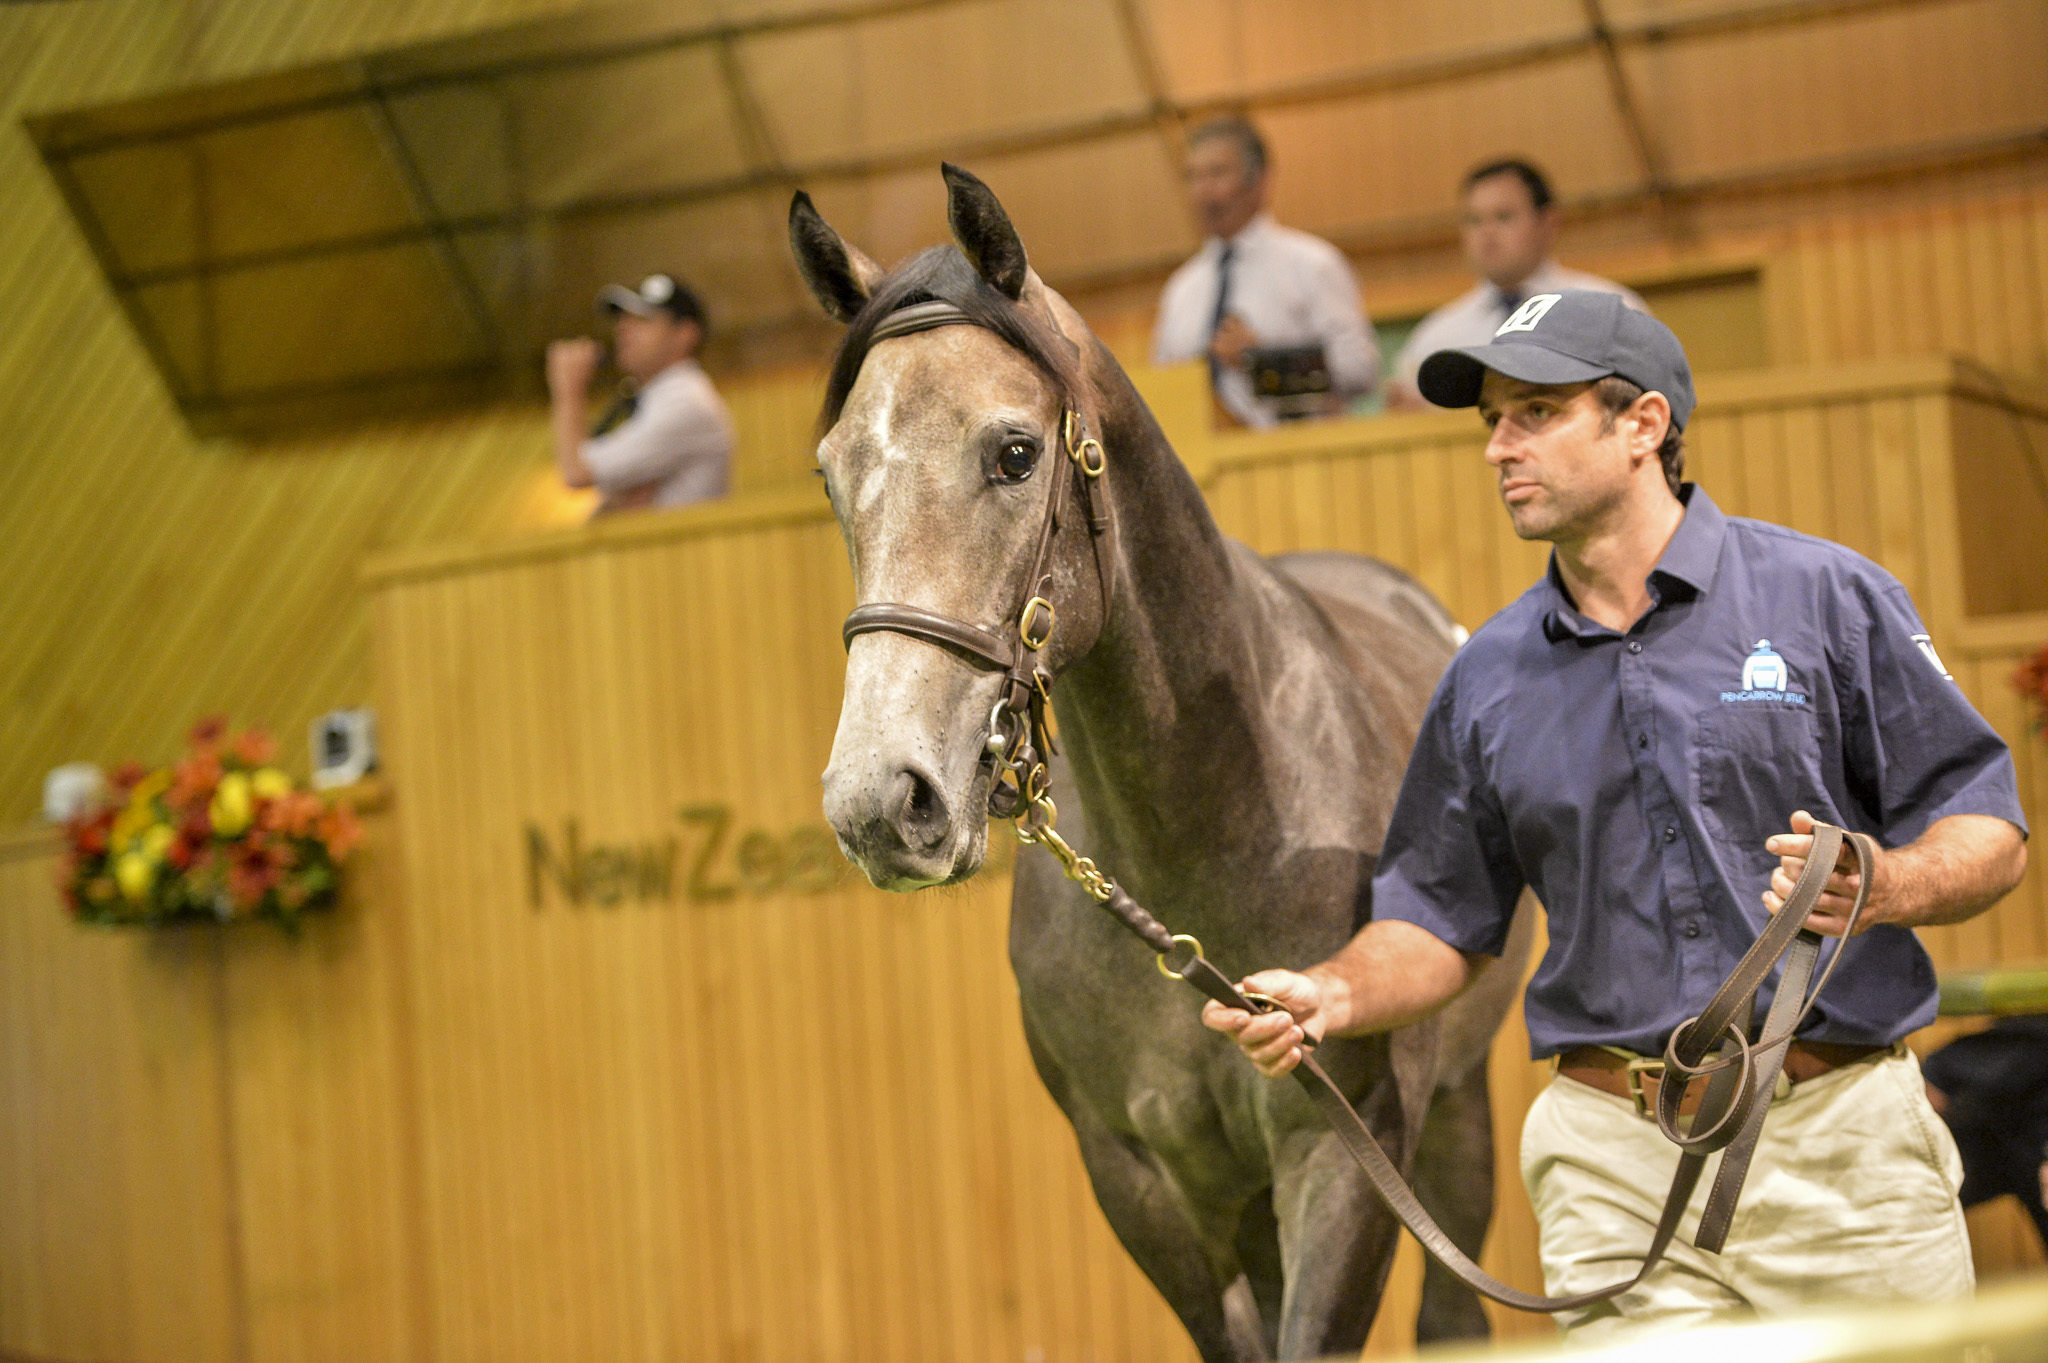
[108,770,174,851]
[115,851,155,902]
[210,772,253,836]
[251,767,292,801]
[141,823,175,862]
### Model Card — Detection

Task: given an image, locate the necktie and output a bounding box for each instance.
[1207,241,1235,388]
[591,389,639,437]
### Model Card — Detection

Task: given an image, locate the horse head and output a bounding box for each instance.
[792,166,1115,891]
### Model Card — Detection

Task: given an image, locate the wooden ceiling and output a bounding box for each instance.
[27,0,2048,433]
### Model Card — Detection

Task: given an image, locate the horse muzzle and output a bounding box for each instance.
[822,638,997,890]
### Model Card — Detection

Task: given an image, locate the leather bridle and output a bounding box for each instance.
[838,300,1112,819]
[829,295,1877,1314]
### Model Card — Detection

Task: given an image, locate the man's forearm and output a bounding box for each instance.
[1307,918,1479,1038]
[552,391,593,488]
[1876,813,2027,929]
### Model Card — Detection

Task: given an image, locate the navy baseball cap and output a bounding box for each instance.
[597,273,705,327]
[1417,289,1695,430]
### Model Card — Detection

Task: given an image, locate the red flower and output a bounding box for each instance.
[168,751,223,811]
[69,807,115,857]
[110,760,148,792]
[166,835,197,871]
[278,792,323,838]
[232,729,277,767]
[190,715,228,749]
[2016,643,2048,732]
[319,805,363,860]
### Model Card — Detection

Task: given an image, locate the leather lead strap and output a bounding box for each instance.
[1146,820,1873,1312]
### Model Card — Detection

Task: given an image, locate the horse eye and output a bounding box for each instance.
[995,440,1038,481]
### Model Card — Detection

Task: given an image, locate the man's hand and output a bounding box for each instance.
[546,337,602,397]
[1201,969,1329,1077]
[1209,315,1258,371]
[1764,809,1885,936]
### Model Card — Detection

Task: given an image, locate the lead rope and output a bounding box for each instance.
[1013,762,1872,1312]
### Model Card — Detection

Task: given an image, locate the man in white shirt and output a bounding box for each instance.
[1152,117,1381,427]
[1388,160,1646,410]
[547,273,734,516]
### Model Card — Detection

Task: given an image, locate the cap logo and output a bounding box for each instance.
[640,274,676,304]
[1496,293,1563,336]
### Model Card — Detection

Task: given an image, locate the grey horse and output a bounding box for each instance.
[795,165,1530,1360]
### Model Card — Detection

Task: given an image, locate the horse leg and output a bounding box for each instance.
[1411,1063,1495,1343]
[1266,1133,1402,1359]
[1231,1187,1283,1357]
[1022,1026,1266,1363]
[1266,1021,1448,1359]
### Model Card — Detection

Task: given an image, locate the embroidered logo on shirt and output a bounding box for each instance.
[1723,639,1808,705]
[1910,632,1953,680]
[1496,294,1563,335]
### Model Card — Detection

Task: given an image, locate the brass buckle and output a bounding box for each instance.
[1624,1055,1664,1118]
[1063,410,1106,478]
[1019,596,1055,651]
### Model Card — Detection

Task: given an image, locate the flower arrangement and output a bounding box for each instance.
[61,717,361,931]
[2018,641,2048,736]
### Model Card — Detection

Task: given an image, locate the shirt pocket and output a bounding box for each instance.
[1692,704,1831,872]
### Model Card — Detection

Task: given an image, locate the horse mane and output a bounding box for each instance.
[818,245,1093,434]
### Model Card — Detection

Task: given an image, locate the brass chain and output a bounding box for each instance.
[1013,781,1115,903]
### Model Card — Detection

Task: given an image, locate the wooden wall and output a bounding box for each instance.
[11,358,2038,1363]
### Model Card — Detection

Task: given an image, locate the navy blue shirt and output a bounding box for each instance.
[1373,485,2028,1058]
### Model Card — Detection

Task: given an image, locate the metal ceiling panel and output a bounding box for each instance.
[743,0,1144,166]
[194,105,423,261]
[510,42,752,209]
[64,142,202,276]
[1145,0,1587,104]
[208,238,485,395]
[1621,0,2048,184]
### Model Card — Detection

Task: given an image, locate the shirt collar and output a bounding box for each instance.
[1492,260,1564,311]
[1539,484,1726,643]
[1212,212,1276,255]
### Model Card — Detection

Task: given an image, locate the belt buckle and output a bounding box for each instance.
[1624,1056,1664,1118]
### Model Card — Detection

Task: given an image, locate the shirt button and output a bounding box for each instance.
[1627,641,1643,654]
[1664,824,1678,843]
[1683,921,1702,939]
[1638,733,1649,749]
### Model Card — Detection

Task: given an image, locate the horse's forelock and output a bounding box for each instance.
[818,245,1091,435]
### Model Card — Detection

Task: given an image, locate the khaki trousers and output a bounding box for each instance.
[1520,1048,1973,1341]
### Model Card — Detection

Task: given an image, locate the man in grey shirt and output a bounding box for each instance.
[548,273,734,516]
[1389,161,1644,410]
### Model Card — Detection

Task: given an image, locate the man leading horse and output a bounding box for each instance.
[1205,289,2029,1338]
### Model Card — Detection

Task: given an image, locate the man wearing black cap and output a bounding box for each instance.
[1204,290,2028,1335]
[548,272,733,516]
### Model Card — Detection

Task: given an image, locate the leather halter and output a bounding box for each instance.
[837,301,1111,817]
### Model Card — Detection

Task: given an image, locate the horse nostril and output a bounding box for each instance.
[887,766,953,853]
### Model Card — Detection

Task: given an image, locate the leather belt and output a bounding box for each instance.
[1557,1040,1892,1117]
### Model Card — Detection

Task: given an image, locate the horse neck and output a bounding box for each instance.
[1051,355,1315,857]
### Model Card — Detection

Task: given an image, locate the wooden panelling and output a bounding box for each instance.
[1766,189,2048,377]
[0,827,239,1363]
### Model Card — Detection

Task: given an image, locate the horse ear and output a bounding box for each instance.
[941,162,1028,300]
[788,190,883,324]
